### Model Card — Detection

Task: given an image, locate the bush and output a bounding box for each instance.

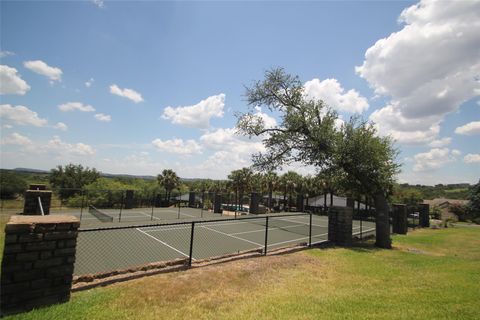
[0,171,27,199]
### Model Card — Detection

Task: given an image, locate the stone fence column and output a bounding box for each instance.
[328,206,353,246]
[214,194,223,213]
[188,192,196,208]
[249,192,260,214]
[392,204,408,234]
[1,215,79,316]
[124,190,134,209]
[419,203,430,228]
[296,194,304,212]
[23,190,52,215]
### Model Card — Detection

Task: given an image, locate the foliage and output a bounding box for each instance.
[391,187,424,205]
[0,170,27,199]
[157,169,180,205]
[49,164,100,200]
[449,203,468,222]
[466,179,480,215]
[236,68,400,248]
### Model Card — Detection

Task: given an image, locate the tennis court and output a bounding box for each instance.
[74,213,375,275]
[51,206,221,226]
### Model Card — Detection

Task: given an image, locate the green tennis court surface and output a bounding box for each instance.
[74,214,375,275]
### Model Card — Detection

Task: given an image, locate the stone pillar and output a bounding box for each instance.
[124,190,134,209]
[188,192,195,208]
[419,203,430,228]
[328,206,353,246]
[296,194,304,212]
[214,194,223,213]
[392,204,408,234]
[1,215,79,316]
[23,190,52,215]
[249,192,260,214]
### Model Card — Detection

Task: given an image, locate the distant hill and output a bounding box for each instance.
[7,167,202,182]
[13,168,49,174]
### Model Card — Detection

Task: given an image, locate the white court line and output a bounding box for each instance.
[267,232,328,247]
[135,210,162,221]
[199,225,264,247]
[135,228,194,260]
[230,223,327,236]
[353,228,376,235]
[141,220,258,232]
[273,217,328,228]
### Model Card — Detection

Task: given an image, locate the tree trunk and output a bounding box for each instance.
[373,191,392,249]
[330,192,333,207]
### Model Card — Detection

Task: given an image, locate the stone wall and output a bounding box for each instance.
[23,190,52,215]
[1,215,79,316]
[328,206,353,246]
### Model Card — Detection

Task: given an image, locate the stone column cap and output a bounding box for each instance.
[8,215,79,225]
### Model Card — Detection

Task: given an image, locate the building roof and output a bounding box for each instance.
[423,198,469,207]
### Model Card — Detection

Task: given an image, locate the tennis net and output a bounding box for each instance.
[89,205,114,223]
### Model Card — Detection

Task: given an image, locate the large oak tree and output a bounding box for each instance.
[236,68,400,248]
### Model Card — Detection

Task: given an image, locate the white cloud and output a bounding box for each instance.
[54,122,68,131]
[413,148,460,172]
[58,102,95,112]
[1,132,32,146]
[24,60,62,82]
[464,153,480,164]
[0,51,14,58]
[109,84,144,103]
[369,104,440,144]
[357,0,480,144]
[85,78,94,87]
[0,104,47,127]
[3,124,13,129]
[47,136,95,156]
[94,113,111,122]
[0,65,31,95]
[92,0,105,8]
[455,121,480,135]
[162,94,225,129]
[152,138,202,156]
[200,127,265,154]
[303,78,369,113]
[428,137,452,148]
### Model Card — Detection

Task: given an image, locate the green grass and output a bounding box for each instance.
[4,227,480,319]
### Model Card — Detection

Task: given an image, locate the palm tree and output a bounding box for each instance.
[263,171,279,211]
[157,169,180,206]
[228,168,253,209]
[279,171,302,211]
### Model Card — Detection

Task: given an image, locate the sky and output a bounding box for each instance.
[1,0,479,185]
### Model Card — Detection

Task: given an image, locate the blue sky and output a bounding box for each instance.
[1,0,479,185]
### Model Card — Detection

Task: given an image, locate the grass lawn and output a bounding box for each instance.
[3,226,480,319]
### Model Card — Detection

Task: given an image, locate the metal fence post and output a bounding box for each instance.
[118,191,124,222]
[309,212,312,247]
[79,191,85,221]
[189,222,195,267]
[178,201,181,219]
[264,216,269,255]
